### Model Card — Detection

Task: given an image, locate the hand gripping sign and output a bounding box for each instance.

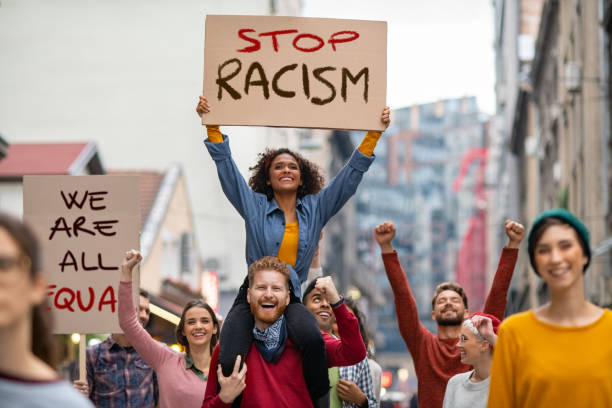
[23,175,140,334]
[203,15,387,131]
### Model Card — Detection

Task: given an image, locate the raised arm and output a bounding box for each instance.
[316,277,366,367]
[118,250,173,370]
[357,106,390,157]
[482,220,524,320]
[314,106,390,223]
[196,96,259,218]
[375,221,427,355]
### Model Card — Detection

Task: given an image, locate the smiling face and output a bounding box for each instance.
[304,288,334,333]
[247,269,290,330]
[534,224,588,293]
[432,290,468,327]
[138,295,150,328]
[0,227,45,331]
[181,306,217,349]
[267,153,302,194]
[457,325,485,365]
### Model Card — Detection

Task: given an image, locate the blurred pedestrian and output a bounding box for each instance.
[0,213,92,407]
[442,313,499,408]
[72,289,159,408]
[488,209,612,407]
[197,95,389,407]
[374,219,523,408]
[119,250,219,408]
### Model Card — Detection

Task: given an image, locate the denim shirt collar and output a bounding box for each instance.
[265,197,304,215]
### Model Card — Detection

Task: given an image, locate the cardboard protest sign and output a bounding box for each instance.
[23,176,140,334]
[203,15,387,131]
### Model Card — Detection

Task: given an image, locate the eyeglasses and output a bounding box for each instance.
[0,255,31,278]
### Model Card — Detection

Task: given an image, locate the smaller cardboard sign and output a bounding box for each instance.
[203,15,387,131]
[23,176,140,334]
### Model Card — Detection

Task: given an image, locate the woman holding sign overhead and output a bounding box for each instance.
[196,96,390,407]
[118,250,220,408]
[0,213,92,407]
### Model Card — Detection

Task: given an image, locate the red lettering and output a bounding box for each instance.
[259,29,298,52]
[54,288,76,312]
[328,31,360,51]
[76,287,95,311]
[237,29,261,52]
[293,33,325,53]
[47,285,119,313]
[98,286,117,312]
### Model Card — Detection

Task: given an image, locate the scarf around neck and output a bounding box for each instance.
[252,315,287,363]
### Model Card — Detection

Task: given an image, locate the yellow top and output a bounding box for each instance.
[205,125,382,266]
[277,222,298,267]
[488,309,612,408]
[205,126,381,157]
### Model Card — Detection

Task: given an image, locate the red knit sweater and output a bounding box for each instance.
[382,247,517,408]
[202,302,365,407]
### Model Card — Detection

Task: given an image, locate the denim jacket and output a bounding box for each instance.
[204,135,374,297]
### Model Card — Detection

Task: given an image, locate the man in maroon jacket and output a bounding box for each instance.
[203,256,366,408]
[374,220,524,408]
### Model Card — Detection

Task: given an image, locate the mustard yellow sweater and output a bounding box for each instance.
[488,309,612,408]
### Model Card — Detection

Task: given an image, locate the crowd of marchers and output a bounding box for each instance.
[1,97,611,408]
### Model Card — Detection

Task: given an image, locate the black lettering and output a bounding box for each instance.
[311,67,337,106]
[272,63,297,98]
[341,67,369,103]
[216,58,242,100]
[93,220,118,237]
[59,250,78,272]
[302,64,310,99]
[98,253,118,271]
[49,217,71,240]
[81,252,98,271]
[88,191,108,211]
[60,191,88,210]
[73,216,95,237]
[244,62,270,99]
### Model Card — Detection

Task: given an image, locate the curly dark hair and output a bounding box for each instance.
[248,148,325,200]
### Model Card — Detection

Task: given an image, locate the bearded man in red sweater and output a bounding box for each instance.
[374,220,524,408]
[203,256,366,408]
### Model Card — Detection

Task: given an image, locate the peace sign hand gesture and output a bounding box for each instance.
[218,355,247,404]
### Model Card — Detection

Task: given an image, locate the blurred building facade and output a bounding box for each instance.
[0,0,306,293]
[328,97,489,392]
[493,0,612,310]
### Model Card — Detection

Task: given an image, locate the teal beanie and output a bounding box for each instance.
[527,208,591,273]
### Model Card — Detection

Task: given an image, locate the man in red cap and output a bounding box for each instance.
[442,313,500,408]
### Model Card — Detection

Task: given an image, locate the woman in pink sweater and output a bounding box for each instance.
[119,250,219,408]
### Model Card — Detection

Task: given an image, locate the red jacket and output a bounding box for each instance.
[202,302,365,408]
[383,247,517,408]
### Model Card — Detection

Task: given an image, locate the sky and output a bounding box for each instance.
[303,0,496,114]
